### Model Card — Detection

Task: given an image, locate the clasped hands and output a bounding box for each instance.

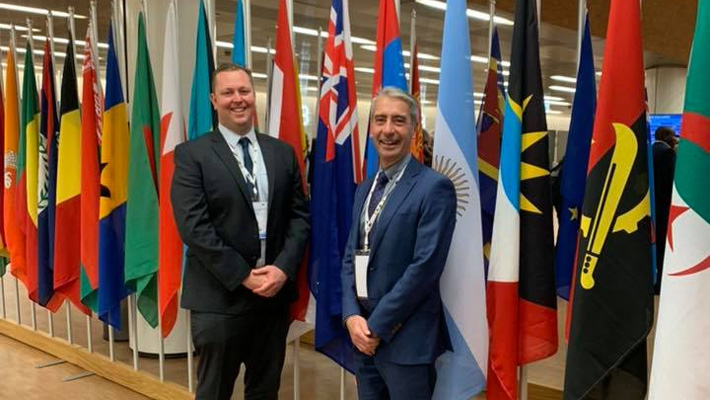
[242,265,287,297]
[346,315,380,356]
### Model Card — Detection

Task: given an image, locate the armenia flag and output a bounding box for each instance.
[431,0,488,398]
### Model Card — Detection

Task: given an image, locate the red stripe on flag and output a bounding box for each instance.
[681,112,710,153]
[487,281,519,400]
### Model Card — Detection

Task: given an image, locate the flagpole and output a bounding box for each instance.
[90,1,100,75]
[108,323,115,361]
[488,0,496,60]
[264,37,273,132]
[158,311,164,381]
[27,16,38,332]
[186,309,194,392]
[245,0,253,69]
[293,338,301,400]
[577,0,585,72]
[395,0,401,20]
[313,26,323,142]
[340,368,345,400]
[206,0,217,65]
[129,295,138,370]
[409,8,416,90]
[9,25,21,327]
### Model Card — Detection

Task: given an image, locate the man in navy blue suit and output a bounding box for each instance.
[341,87,457,399]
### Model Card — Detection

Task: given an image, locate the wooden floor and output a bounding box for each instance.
[0,272,609,399]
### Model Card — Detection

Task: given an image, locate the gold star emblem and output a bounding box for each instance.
[569,206,578,221]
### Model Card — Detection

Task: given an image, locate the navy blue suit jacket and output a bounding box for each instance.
[341,158,456,365]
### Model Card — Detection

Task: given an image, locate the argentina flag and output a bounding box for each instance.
[431,0,488,397]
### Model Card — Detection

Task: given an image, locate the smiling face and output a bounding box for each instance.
[370,96,414,169]
[210,69,255,135]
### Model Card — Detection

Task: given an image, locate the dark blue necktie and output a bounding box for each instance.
[367,172,390,244]
[238,137,256,199]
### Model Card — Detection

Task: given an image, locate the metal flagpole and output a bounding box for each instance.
[158,311,165,382]
[186,309,194,392]
[109,324,115,361]
[206,0,217,65]
[409,8,416,90]
[489,0,496,60]
[27,17,38,332]
[129,294,138,370]
[245,0,253,69]
[340,368,345,400]
[578,0,585,72]
[293,339,301,400]
[264,37,273,133]
[313,26,323,142]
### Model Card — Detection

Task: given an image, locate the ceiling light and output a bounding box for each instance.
[1,44,85,60]
[0,23,39,32]
[546,100,571,106]
[547,110,563,115]
[404,63,440,73]
[299,74,320,82]
[23,34,109,49]
[216,41,277,55]
[0,3,86,19]
[360,45,439,60]
[252,72,268,79]
[551,75,577,84]
[292,25,374,45]
[549,85,576,93]
[415,0,514,26]
[354,67,375,74]
[596,71,602,76]
[544,95,564,101]
[419,78,440,85]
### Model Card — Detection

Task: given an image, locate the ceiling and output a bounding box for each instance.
[0,0,700,117]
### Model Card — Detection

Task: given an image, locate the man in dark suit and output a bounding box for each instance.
[341,87,457,399]
[652,126,677,294]
[171,64,309,400]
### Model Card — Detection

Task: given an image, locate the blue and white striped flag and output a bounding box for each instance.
[431,0,488,397]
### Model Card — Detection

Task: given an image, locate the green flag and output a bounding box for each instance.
[125,13,161,327]
[649,0,710,397]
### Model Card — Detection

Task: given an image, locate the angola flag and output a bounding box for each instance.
[564,0,654,398]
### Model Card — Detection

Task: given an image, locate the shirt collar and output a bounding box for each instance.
[380,153,411,181]
[218,123,257,148]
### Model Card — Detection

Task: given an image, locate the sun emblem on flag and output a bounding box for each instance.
[4,150,17,189]
[433,156,470,217]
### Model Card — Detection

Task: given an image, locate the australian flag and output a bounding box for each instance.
[308,0,363,372]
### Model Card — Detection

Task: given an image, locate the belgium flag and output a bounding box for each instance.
[564,0,654,398]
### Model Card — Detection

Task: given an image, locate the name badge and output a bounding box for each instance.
[253,201,268,240]
[355,250,370,299]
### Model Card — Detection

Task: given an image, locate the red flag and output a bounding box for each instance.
[158,2,186,337]
[409,41,424,162]
[268,0,310,325]
[79,26,103,312]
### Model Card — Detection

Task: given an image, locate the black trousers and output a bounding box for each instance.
[355,352,437,400]
[191,307,289,400]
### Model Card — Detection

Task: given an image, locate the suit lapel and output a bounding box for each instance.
[370,159,421,258]
[209,131,254,212]
[256,132,276,207]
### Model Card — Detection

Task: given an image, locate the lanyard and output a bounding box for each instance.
[229,140,260,200]
[363,165,407,250]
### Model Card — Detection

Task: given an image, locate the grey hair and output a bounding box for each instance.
[371,86,419,126]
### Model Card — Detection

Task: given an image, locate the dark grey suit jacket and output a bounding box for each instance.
[171,130,309,314]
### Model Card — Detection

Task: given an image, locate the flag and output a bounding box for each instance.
[365,0,407,178]
[649,1,710,397]
[4,40,25,280]
[309,0,362,371]
[18,42,40,301]
[564,0,653,397]
[268,0,310,326]
[37,39,62,311]
[554,14,596,300]
[232,0,246,66]
[188,0,216,141]
[487,0,557,397]
[125,13,161,328]
[409,29,423,162]
[477,26,506,273]
[430,0,488,397]
[0,49,5,256]
[54,33,90,315]
[159,1,186,338]
[98,22,130,328]
[80,24,103,312]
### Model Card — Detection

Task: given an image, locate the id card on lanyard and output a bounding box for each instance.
[254,201,268,267]
[354,167,407,299]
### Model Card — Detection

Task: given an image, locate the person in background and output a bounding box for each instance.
[652,126,678,294]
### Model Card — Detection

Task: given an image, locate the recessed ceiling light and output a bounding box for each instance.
[354,67,375,74]
[23,34,109,49]
[546,100,571,106]
[216,41,277,55]
[0,3,86,19]
[547,110,563,115]
[0,23,39,32]
[292,26,374,45]
[549,85,576,93]
[415,0,514,26]
[360,45,439,60]
[544,95,565,101]
[551,75,577,84]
